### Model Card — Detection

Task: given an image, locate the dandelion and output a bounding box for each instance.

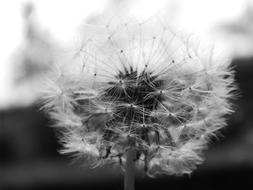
[40,16,235,190]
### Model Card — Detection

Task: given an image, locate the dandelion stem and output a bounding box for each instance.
[124,148,136,190]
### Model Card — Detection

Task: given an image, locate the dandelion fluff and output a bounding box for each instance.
[41,16,235,176]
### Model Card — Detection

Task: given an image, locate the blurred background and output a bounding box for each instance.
[1,0,253,189]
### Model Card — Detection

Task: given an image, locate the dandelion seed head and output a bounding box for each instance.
[41,16,235,176]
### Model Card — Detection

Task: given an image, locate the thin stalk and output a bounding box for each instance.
[124,148,136,190]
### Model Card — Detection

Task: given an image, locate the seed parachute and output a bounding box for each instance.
[41,16,235,176]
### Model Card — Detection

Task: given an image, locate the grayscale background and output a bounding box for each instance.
[1,0,253,189]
